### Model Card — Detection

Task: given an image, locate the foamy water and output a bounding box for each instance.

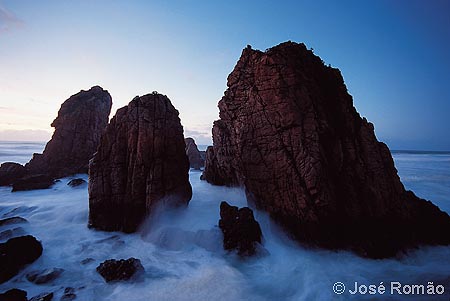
[0,143,449,300]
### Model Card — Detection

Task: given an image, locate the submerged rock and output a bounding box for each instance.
[0,163,26,186]
[29,292,54,301]
[26,268,64,284]
[202,41,450,258]
[0,216,28,227]
[0,235,43,283]
[67,178,86,187]
[89,93,192,232]
[0,289,27,301]
[26,86,112,179]
[60,288,76,301]
[219,201,262,256]
[96,258,144,282]
[185,137,205,169]
[11,175,55,192]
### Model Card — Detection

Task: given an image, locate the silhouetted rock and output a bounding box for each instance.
[11,175,54,192]
[0,163,26,186]
[29,292,54,301]
[26,86,112,179]
[185,137,205,169]
[0,289,27,301]
[96,258,144,282]
[26,268,64,284]
[89,93,192,232]
[67,178,86,187]
[202,41,450,258]
[219,202,262,256]
[0,235,43,283]
[0,216,28,227]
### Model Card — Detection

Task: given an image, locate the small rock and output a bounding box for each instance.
[0,216,28,227]
[219,202,263,256]
[29,292,54,301]
[26,268,64,284]
[0,227,26,241]
[96,258,144,282]
[11,175,54,192]
[0,162,26,187]
[0,235,43,283]
[67,179,86,187]
[80,258,94,265]
[0,288,27,301]
[60,287,76,301]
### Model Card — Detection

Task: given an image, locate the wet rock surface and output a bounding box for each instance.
[0,163,26,186]
[96,258,144,283]
[67,178,86,187]
[88,92,192,232]
[26,268,64,284]
[202,41,450,258]
[11,175,55,192]
[29,292,54,301]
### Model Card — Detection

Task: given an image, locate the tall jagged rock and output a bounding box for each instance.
[26,86,112,178]
[184,137,205,170]
[88,92,192,233]
[202,41,450,258]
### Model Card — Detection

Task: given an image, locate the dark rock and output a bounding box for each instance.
[0,163,26,186]
[96,258,144,282]
[185,137,205,169]
[29,292,54,301]
[0,289,27,301]
[0,227,26,241]
[26,268,64,284]
[67,178,86,187]
[202,41,450,258]
[0,235,43,283]
[26,86,112,179]
[11,175,55,192]
[60,288,76,301]
[80,258,94,265]
[219,202,262,256]
[0,216,28,227]
[88,93,192,232]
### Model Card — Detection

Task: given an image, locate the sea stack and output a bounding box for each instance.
[88,92,192,232]
[202,42,450,258]
[184,137,205,170]
[26,86,112,178]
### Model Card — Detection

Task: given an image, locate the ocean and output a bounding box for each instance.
[0,141,449,300]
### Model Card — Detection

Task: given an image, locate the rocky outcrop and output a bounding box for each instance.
[96,258,144,282]
[219,202,262,256]
[26,86,112,179]
[202,41,450,258]
[185,137,205,169]
[0,235,43,283]
[11,175,55,192]
[88,92,192,232]
[0,163,26,186]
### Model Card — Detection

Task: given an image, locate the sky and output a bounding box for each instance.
[0,0,449,150]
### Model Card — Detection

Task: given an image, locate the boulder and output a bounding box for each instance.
[26,86,112,179]
[11,175,54,192]
[96,258,144,282]
[88,92,192,232]
[202,41,450,258]
[0,163,26,186]
[184,137,205,169]
[67,178,86,187]
[0,235,43,283]
[219,201,262,256]
[0,289,27,301]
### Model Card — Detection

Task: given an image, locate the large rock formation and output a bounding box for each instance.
[202,41,450,258]
[88,92,192,232]
[184,137,205,169]
[26,86,112,178]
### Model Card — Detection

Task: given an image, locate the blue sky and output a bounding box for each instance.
[0,0,449,150]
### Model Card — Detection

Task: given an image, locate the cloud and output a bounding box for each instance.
[184,128,212,146]
[0,5,24,34]
[0,129,51,142]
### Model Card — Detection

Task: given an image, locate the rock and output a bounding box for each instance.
[67,178,86,187]
[29,292,54,301]
[11,174,55,192]
[219,202,262,256]
[0,227,26,241]
[0,163,26,186]
[96,258,144,283]
[80,258,94,265]
[184,137,205,169]
[0,289,27,301]
[26,86,112,179]
[88,93,192,232]
[0,216,28,227]
[26,268,64,284]
[202,41,450,258]
[60,288,76,301]
[0,235,43,283]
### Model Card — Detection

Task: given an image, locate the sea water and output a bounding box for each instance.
[0,142,449,300]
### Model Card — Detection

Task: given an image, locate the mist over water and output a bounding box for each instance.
[0,141,45,164]
[0,143,449,300]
